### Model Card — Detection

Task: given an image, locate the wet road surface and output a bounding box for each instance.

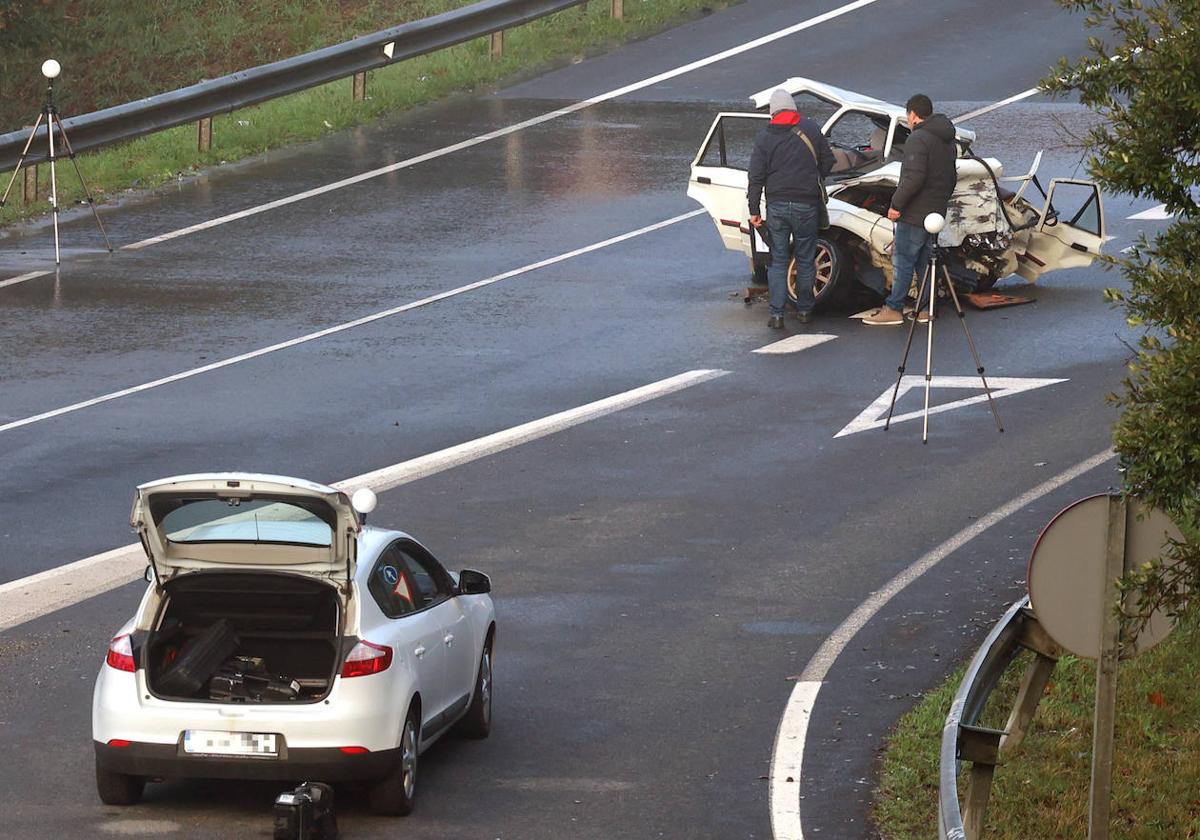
[0,0,1162,837]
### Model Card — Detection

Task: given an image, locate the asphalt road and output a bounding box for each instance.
[0,0,1164,837]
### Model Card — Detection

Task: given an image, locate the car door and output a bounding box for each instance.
[688,113,768,253]
[1016,179,1106,281]
[368,543,447,736]
[395,542,476,730]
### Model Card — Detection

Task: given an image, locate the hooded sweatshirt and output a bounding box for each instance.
[747,111,835,216]
[889,113,957,226]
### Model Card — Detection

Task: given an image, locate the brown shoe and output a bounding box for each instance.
[863,306,904,326]
[913,310,934,324]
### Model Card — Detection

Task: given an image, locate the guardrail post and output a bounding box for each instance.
[352,71,367,101]
[197,117,213,153]
[1001,614,1060,753]
[490,29,504,60]
[610,0,623,21]
[23,164,38,204]
[958,725,1003,839]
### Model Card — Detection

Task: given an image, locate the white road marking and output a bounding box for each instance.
[0,368,728,632]
[953,87,1041,122]
[834,375,1067,438]
[0,0,883,284]
[772,447,1117,840]
[0,269,51,289]
[1127,204,1172,220]
[752,334,837,354]
[0,209,705,435]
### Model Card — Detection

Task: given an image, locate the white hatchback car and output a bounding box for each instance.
[688,77,1106,308]
[92,474,495,816]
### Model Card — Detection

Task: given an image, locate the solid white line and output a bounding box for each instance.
[112,0,882,249]
[770,680,820,840]
[953,87,1041,122]
[772,446,1117,840]
[0,368,729,632]
[0,209,704,435]
[1127,204,1172,220]
[0,269,51,289]
[752,334,838,355]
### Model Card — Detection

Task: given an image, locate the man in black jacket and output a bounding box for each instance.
[748,89,835,329]
[864,93,958,326]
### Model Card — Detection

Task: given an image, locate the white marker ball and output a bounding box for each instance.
[924,212,946,234]
[41,59,61,79]
[351,488,377,516]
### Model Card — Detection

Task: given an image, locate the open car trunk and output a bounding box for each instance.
[146,572,342,704]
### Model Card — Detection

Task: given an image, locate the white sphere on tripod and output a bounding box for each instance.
[924,212,946,234]
[41,59,61,79]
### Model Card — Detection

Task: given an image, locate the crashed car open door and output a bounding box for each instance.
[1015,178,1106,282]
[688,113,769,253]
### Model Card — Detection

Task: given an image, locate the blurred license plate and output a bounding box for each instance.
[183,730,277,757]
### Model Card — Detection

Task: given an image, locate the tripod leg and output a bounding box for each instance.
[48,114,60,265]
[884,263,932,430]
[921,257,937,444]
[52,113,113,253]
[942,265,1004,433]
[0,112,45,208]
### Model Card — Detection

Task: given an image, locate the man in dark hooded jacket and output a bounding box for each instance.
[748,89,835,329]
[864,93,958,326]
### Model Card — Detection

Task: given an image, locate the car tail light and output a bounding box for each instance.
[107,739,132,748]
[341,640,392,678]
[338,746,370,754]
[105,634,135,672]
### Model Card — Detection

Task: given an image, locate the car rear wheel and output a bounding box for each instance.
[456,643,492,739]
[788,235,844,309]
[368,706,419,816]
[95,762,144,805]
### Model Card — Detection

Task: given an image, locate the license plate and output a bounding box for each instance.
[183,730,278,757]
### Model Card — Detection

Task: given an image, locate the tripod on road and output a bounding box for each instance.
[884,213,1004,443]
[0,59,112,265]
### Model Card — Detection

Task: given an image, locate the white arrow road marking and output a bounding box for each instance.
[0,368,727,633]
[1127,204,1172,220]
[834,375,1067,438]
[752,334,838,354]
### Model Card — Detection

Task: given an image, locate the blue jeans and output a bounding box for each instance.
[765,201,819,317]
[886,220,932,313]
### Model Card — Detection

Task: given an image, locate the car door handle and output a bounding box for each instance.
[697,176,712,184]
[443,634,454,647]
[414,645,426,659]
[1070,242,1089,252]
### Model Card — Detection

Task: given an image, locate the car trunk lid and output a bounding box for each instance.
[131,474,359,589]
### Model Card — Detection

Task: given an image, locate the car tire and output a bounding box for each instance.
[368,705,420,817]
[788,235,845,310]
[456,643,493,740]
[95,762,144,806]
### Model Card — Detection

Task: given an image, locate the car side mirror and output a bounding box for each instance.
[458,569,491,595]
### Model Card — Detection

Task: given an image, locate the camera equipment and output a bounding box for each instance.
[0,58,113,264]
[883,212,1003,442]
[273,782,338,840]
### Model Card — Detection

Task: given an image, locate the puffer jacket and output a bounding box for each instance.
[747,113,835,217]
[890,113,957,226]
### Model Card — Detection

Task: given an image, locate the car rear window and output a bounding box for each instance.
[158,498,333,547]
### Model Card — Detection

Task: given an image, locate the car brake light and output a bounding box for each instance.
[341,640,392,678]
[105,634,135,672]
[338,746,370,754]
[107,739,132,748]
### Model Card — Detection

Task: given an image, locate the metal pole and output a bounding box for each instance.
[883,261,932,430]
[47,97,61,265]
[921,245,937,444]
[1087,494,1127,840]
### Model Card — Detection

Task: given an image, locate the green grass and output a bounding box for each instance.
[2,0,730,226]
[874,615,1200,839]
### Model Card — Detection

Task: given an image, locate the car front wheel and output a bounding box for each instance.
[368,706,419,816]
[95,762,144,805]
[456,643,492,739]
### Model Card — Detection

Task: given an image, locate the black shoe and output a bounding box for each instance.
[795,311,813,324]
[767,315,785,330]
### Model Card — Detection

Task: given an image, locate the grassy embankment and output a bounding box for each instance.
[874,614,1200,839]
[1,0,726,226]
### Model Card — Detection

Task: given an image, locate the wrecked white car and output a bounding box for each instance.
[687,78,1106,308]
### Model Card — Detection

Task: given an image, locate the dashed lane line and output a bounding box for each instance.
[0,209,705,435]
[752,334,838,354]
[773,447,1117,840]
[0,368,729,633]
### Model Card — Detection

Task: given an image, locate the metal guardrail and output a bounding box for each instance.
[939,597,1061,840]
[0,0,601,172]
